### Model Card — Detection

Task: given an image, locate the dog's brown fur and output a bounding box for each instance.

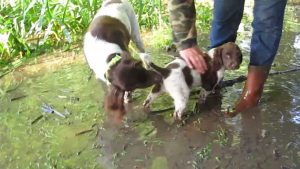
[144,42,243,120]
[104,52,161,120]
[84,1,162,122]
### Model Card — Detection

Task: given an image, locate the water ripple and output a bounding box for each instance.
[290,106,300,125]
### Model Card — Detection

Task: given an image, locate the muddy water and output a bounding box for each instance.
[1,6,300,169]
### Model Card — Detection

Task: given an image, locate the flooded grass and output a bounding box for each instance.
[0,54,107,168]
[1,4,300,169]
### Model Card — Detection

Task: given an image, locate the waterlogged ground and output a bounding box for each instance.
[1,6,300,169]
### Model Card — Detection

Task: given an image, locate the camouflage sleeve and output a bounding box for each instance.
[168,0,197,51]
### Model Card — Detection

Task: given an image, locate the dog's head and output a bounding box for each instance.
[215,42,243,70]
[104,52,161,122]
[107,52,162,91]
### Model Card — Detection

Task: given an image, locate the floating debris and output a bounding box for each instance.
[10,95,27,101]
[58,95,68,99]
[75,129,94,136]
[31,115,44,125]
[261,129,268,138]
[41,103,66,118]
[64,107,71,115]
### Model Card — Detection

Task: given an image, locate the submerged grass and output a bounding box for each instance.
[0,59,106,168]
[192,142,212,168]
[214,126,229,147]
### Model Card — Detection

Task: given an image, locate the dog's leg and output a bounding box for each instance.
[125,1,145,53]
[173,96,189,121]
[124,91,132,103]
[143,83,164,108]
[199,90,212,103]
[170,88,190,120]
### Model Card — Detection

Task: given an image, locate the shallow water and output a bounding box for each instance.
[1,5,300,169]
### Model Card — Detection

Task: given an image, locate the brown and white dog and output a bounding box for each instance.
[143,42,242,120]
[83,0,161,120]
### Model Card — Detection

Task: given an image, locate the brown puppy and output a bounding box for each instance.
[144,42,243,120]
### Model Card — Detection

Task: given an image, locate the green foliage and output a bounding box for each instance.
[196,143,212,161]
[195,2,213,33]
[0,0,213,74]
[146,27,173,49]
[0,0,103,68]
[192,142,212,168]
[130,0,169,29]
[214,126,228,146]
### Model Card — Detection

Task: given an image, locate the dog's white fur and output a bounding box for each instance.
[144,48,225,119]
[83,0,148,81]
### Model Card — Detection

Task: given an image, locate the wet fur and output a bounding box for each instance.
[144,42,242,120]
[84,0,161,121]
[104,85,126,121]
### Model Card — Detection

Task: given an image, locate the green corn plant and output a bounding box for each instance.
[0,0,212,75]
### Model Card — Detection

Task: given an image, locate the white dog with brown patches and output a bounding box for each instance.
[83,0,161,118]
[84,0,151,82]
[143,42,243,120]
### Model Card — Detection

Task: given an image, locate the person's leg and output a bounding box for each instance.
[235,0,287,113]
[210,0,245,48]
[250,0,287,66]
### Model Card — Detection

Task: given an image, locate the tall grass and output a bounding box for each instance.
[0,0,212,75]
[0,0,102,66]
[130,0,169,29]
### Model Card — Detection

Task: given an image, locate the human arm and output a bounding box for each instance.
[168,0,207,73]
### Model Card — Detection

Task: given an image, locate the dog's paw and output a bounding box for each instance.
[124,91,133,103]
[173,111,183,121]
[142,100,151,113]
[143,99,150,108]
[139,53,151,69]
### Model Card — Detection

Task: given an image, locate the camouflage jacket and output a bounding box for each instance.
[168,0,197,51]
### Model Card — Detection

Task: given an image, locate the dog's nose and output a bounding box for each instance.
[230,63,239,69]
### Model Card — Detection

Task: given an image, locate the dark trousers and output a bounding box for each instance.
[209,0,287,66]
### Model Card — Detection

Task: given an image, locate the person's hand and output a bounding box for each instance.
[179,46,208,74]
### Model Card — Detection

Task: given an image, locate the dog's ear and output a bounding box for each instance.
[212,47,223,70]
[214,47,222,57]
[104,85,126,122]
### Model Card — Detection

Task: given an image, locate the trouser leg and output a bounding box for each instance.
[210,0,245,48]
[250,0,287,66]
[229,0,288,117]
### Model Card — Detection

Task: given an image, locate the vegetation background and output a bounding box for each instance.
[0,0,212,77]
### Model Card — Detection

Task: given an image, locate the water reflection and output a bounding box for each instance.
[0,4,300,169]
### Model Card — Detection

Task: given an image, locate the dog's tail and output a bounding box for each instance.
[104,86,126,122]
[139,53,170,78]
[148,62,170,78]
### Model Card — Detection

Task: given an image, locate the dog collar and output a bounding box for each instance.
[104,54,122,83]
[107,54,122,69]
